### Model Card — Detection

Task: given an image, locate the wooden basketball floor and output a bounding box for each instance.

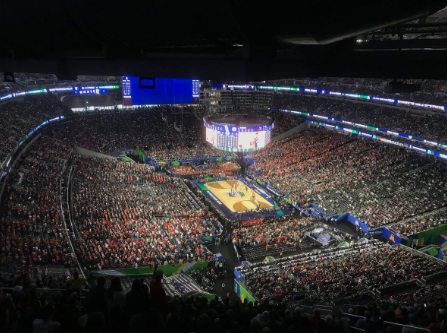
[205,180,273,213]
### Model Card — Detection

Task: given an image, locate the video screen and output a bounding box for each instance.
[204,122,272,152]
[205,127,215,146]
[238,131,269,150]
[122,76,198,106]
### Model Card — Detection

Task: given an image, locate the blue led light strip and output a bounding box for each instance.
[306,119,447,160]
[282,109,447,151]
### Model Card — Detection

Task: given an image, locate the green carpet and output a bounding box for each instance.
[185,261,210,273]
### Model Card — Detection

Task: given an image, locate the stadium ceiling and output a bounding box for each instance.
[1,1,447,81]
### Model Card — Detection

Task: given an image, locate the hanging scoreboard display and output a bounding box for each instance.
[204,118,273,152]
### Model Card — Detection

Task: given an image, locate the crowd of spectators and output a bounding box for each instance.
[0,135,75,268]
[170,161,240,178]
[0,94,72,165]
[3,268,447,333]
[0,267,70,290]
[270,92,447,147]
[70,155,220,270]
[341,300,447,333]
[377,278,447,308]
[2,79,447,333]
[270,112,303,137]
[388,208,447,239]
[189,259,228,293]
[247,128,447,229]
[48,106,232,161]
[240,241,447,305]
[232,216,318,261]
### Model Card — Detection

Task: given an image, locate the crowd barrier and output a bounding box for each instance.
[404,225,447,248]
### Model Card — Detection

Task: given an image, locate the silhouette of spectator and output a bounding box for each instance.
[104,304,127,333]
[33,304,60,333]
[84,276,107,317]
[128,307,165,333]
[124,279,151,322]
[83,312,105,333]
[67,272,86,294]
[150,270,168,313]
[105,278,124,319]
[355,309,377,333]
[309,309,326,333]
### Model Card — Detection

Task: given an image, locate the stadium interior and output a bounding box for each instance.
[2,2,447,333]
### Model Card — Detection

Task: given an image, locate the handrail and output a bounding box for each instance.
[382,321,430,332]
[61,162,86,279]
[313,304,334,310]
[233,239,241,263]
[341,313,366,319]
[313,307,333,315]
[66,166,82,241]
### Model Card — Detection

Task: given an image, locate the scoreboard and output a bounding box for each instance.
[204,121,272,152]
[72,86,110,95]
[121,76,198,106]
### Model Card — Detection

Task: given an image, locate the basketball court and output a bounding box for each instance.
[203,179,273,213]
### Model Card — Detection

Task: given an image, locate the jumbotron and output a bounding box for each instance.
[203,114,273,152]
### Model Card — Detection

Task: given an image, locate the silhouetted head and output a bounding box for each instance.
[153,270,163,282]
[97,276,106,287]
[131,278,142,292]
[109,277,122,292]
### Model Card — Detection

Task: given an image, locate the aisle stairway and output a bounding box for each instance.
[165,272,205,296]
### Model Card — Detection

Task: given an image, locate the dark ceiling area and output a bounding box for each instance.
[1,1,447,81]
